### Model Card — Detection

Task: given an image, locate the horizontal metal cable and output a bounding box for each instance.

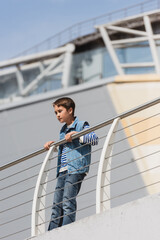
[1,144,101,200]
[0,212,31,227]
[2,125,157,191]
[3,150,158,214]
[0,199,32,214]
[1,143,158,204]
[116,112,160,133]
[0,185,35,202]
[39,153,160,214]
[0,161,42,182]
[46,135,105,172]
[37,202,96,227]
[109,136,160,159]
[41,147,102,186]
[0,172,38,191]
[2,180,158,237]
[44,141,97,172]
[102,162,160,189]
[1,96,159,171]
[0,226,30,240]
[0,148,46,171]
[2,139,158,212]
[42,160,99,190]
[101,180,160,204]
[0,137,100,187]
[38,187,96,213]
[110,123,160,146]
[41,144,102,178]
[39,163,98,199]
[0,143,100,212]
[0,148,99,199]
[0,128,100,172]
[102,150,160,175]
[39,172,98,207]
[48,134,105,163]
[40,176,84,200]
[0,167,97,216]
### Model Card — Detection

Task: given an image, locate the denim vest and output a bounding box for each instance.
[57,117,91,176]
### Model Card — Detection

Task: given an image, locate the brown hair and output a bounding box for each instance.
[53,97,75,116]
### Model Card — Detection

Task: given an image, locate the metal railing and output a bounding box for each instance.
[0,96,160,240]
[13,0,160,58]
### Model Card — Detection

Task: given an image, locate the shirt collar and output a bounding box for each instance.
[67,116,78,129]
[61,117,79,133]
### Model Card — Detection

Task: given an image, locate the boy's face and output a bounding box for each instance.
[54,105,74,124]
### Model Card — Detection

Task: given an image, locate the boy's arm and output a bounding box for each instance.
[44,123,98,147]
[65,124,98,145]
[79,124,98,146]
[44,141,54,150]
[65,131,77,142]
[44,132,78,149]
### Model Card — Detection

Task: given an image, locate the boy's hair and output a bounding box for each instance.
[53,97,75,116]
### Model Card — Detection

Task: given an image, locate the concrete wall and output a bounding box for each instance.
[30,193,160,240]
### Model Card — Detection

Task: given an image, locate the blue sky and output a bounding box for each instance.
[0,0,148,61]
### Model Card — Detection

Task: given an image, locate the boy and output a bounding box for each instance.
[44,97,98,230]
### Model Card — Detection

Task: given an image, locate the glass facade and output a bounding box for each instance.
[29,73,62,96]
[0,73,18,99]
[103,50,117,77]
[116,42,153,63]
[0,66,62,101]
[71,48,104,84]
[72,41,157,82]
[23,68,41,88]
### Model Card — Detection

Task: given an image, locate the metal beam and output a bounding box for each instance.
[0,58,62,77]
[143,15,160,74]
[0,46,70,69]
[98,26,124,75]
[120,62,154,68]
[45,67,63,76]
[15,65,24,95]
[112,34,160,45]
[39,62,45,73]
[112,36,148,45]
[21,55,64,96]
[107,25,147,36]
[62,44,75,87]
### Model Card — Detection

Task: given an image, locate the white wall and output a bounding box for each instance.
[30,193,160,240]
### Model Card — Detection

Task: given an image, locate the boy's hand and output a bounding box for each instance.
[65,131,77,142]
[44,141,54,150]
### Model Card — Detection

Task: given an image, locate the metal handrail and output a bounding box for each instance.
[0,96,160,172]
[13,0,160,58]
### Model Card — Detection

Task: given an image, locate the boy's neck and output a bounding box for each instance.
[66,116,75,126]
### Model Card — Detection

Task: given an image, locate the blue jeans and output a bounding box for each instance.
[48,171,85,230]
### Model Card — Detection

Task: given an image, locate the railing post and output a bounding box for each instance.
[31,145,56,237]
[96,117,120,214]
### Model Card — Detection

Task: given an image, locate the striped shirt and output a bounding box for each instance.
[60,123,98,172]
